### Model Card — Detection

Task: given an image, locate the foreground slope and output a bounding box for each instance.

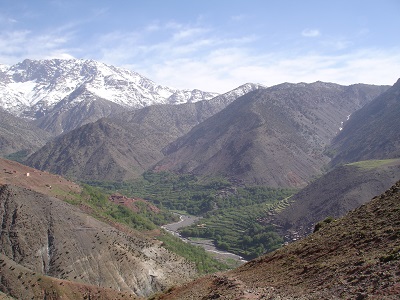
[0,158,81,198]
[275,158,400,240]
[159,180,400,299]
[0,253,137,300]
[155,82,388,187]
[0,181,196,298]
[330,78,400,167]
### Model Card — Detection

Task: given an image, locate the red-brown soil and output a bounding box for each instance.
[0,158,81,199]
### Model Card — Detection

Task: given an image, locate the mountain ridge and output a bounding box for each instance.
[24,83,264,181]
[0,58,219,135]
[154,82,388,187]
[329,78,400,167]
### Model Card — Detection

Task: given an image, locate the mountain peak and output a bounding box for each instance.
[0,58,219,133]
[393,77,400,87]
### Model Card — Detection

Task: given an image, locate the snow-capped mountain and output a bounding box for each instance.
[210,82,266,105]
[0,58,219,119]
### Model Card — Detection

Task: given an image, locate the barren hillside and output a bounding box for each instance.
[0,183,196,298]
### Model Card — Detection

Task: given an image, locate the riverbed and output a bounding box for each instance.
[161,214,247,264]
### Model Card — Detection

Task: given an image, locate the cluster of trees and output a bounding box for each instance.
[157,232,229,274]
[78,184,162,230]
[180,218,284,259]
[87,171,294,215]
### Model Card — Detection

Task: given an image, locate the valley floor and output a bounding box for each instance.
[162,213,246,265]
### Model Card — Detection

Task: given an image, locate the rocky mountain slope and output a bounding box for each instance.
[154,82,388,187]
[0,59,218,135]
[0,253,139,300]
[274,158,400,240]
[329,78,400,167]
[0,159,197,298]
[158,180,400,299]
[24,84,263,181]
[0,184,196,298]
[0,108,51,158]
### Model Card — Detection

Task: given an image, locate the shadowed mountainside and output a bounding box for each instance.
[0,108,51,158]
[329,78,400,167]
[155,82,388,187]
[274,158,400,240]
[33,96,127,136]
[157,180,400,299]
[25,103,219,181]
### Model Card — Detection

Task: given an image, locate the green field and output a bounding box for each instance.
[347,158,400,170]
[179,195,294,259]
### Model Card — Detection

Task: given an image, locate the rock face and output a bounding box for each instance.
[0,184,196,298]
[158,180,400,299]
[154,82,388,187]
[0,252,139,300]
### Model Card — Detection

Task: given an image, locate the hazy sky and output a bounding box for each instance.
[1,0,399,92]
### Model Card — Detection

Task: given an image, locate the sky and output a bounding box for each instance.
[0,0,399,93]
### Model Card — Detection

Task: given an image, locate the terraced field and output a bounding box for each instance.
[179,194,294,258]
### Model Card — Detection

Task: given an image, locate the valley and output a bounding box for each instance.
[0,58,399,299]
[161,214,246,265]
[88,172,295,259]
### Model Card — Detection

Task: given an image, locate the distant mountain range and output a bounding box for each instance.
[24,82,263,181]
[24,80,388,186]
[0,59,220,135]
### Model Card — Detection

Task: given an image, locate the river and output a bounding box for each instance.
[161,214,247,264]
